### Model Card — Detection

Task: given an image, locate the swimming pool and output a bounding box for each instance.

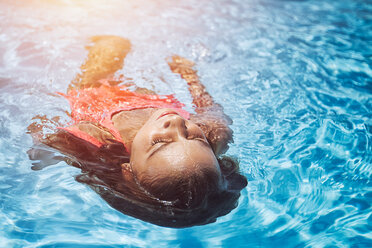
[0,0,371,247]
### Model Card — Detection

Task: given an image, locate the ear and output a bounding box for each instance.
[120,162,129,169]
[121,163,135,182]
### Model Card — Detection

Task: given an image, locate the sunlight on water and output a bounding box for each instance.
[0,0,371,247]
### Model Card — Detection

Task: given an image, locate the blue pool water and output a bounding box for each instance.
[0,0,371,247]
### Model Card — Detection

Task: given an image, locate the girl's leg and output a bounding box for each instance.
[69,35,131,91]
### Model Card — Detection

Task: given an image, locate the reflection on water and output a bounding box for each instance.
[0,0,371,247]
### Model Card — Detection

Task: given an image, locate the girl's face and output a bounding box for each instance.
[129,109,223,196]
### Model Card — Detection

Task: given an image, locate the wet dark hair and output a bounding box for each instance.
[139,165,221,209]
[29,125,247,227]
[74,154,247,228]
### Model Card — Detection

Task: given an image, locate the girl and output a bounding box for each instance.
[28,36,247,228]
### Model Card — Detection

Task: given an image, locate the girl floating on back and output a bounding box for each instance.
[28,36,247,227]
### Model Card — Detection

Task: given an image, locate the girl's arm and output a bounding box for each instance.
[28,36,132,169]
[69,36,131,91]
[167,56,233,156]
[167,56,225,113]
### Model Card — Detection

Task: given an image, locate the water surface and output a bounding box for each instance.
[0,0,371,247]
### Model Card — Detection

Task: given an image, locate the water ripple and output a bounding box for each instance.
[0,0,371,247]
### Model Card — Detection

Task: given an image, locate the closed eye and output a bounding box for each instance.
[187,133,210,147]
[187,133,206,141]
[151,138,172,146]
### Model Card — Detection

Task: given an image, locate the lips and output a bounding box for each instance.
[156,111,179,120]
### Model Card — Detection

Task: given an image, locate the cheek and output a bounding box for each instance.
[187,146,218,168]
[189,124,208,140]
[130,159,151,185]
[129,140,149,174]
[132,127,151,152]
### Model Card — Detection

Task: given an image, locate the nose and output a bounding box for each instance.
[162,115,187,137]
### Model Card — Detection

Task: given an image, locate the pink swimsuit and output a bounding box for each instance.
[59,80,189,152]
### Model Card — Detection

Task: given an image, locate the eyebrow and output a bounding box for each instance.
[147,139,211,159]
